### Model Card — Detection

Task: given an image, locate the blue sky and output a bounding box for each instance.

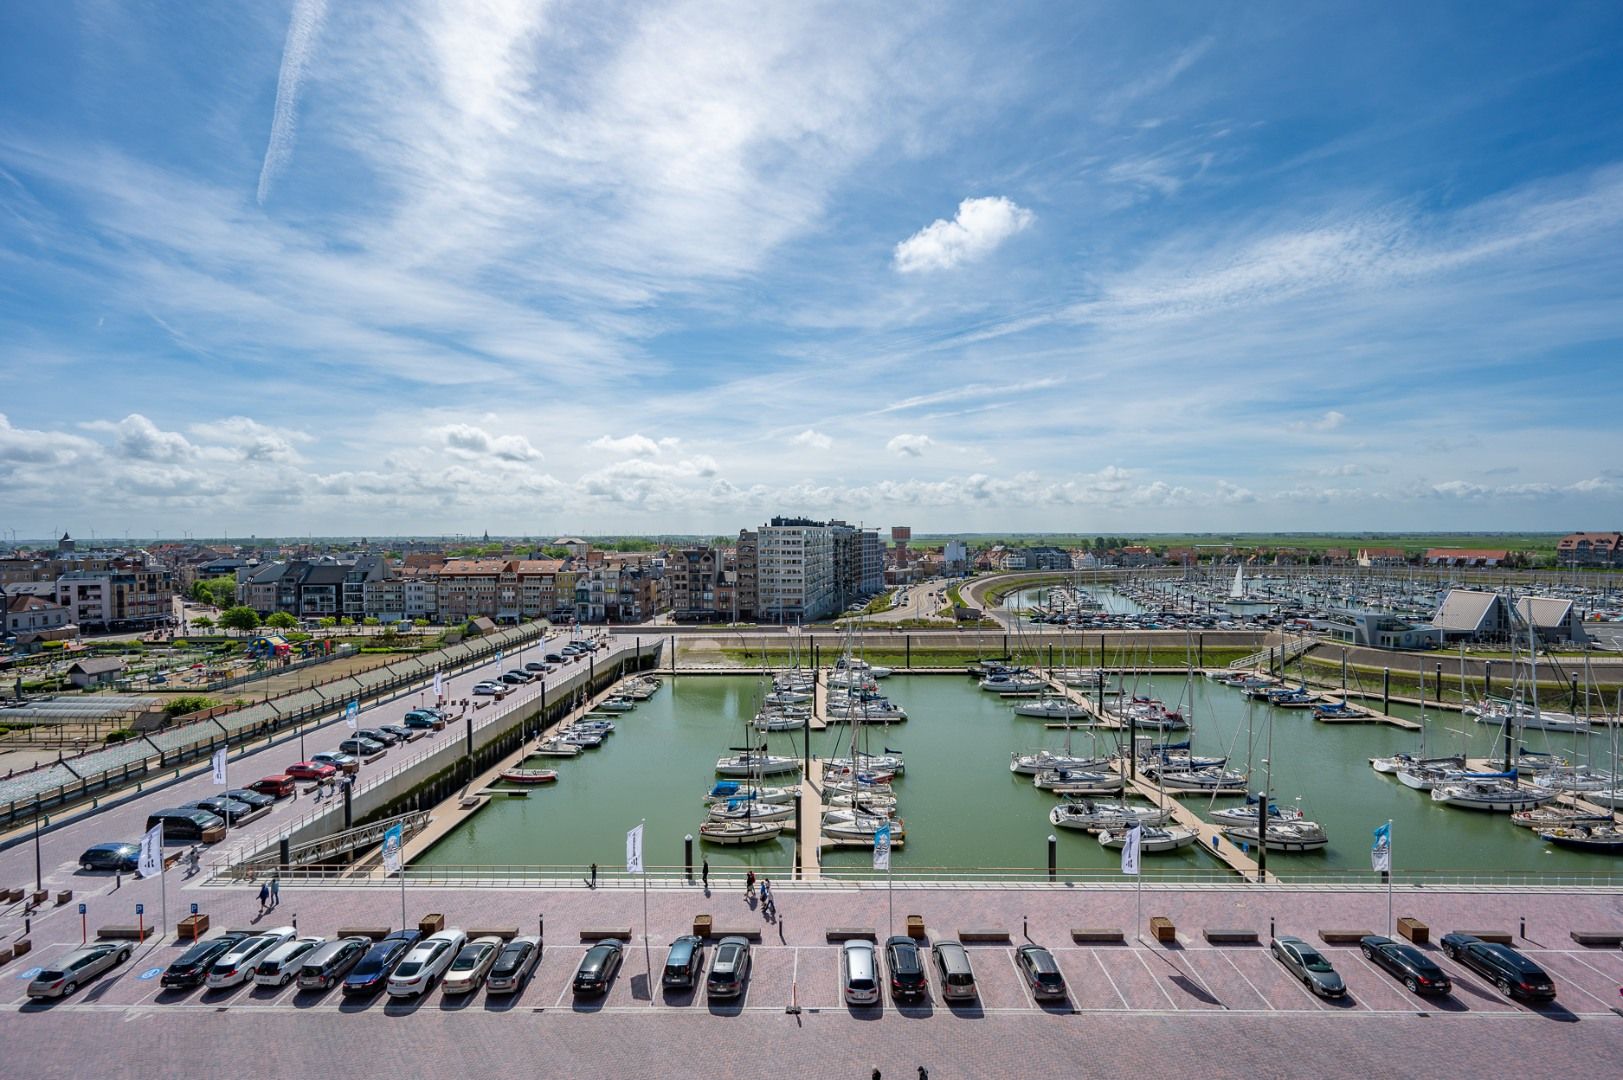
[3,2,1623,539]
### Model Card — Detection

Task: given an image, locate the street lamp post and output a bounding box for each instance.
[34,796,45,892]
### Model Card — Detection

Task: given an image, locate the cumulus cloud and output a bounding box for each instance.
[433,423,543,462]
[886,433,933,457]
[893,196,1035,273]
[791,429,833,450]
[1288,409,1347,433]
[189,416,313,463]
[83,414,196,462]
[589,433,680,457]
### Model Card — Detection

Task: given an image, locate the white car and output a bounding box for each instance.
[206,927,296,989]
[441,935,504,995]
[472,682,504,696]
[252,936,326,987]
[387,929,468,998]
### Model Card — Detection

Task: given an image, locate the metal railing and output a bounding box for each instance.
[224,809,432,878]
[1230,636,1318,670]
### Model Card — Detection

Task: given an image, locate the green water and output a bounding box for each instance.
[414,673,1621,878]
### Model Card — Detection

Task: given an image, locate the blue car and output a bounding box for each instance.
[341,930,422,995]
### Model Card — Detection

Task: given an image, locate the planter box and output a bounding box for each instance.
[419,913,445,935]
[31,889,48,907]
[1149,916,1176,943]
[178,914,209,939]
[1396,917,1428,946]
[692,914,713,938]
[55,890,72,906]
[13,938,31,957]
[906,915,926,940]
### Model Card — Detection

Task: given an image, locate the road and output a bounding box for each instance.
[864,579,951,623]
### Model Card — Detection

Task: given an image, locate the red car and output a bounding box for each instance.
[250,774,297,798]
[285,761,337,782]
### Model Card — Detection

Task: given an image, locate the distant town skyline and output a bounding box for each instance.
[3,3,1622,535]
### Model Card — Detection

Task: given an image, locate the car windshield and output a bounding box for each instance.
[668,942,693,963]
[494,946,527,972]
[394,961,422,977]
[1300,952,1334,973]
[451,946,489,970]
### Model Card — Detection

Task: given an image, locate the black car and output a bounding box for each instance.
[544,653,564,664]
[185,797,254,824]
[222,788,276,811]
[1440,933,1556,1001]
[1360,935,1451,995]
[161,931,250,989]
[342,930,422,995]
[499,672,529,685]
[661,935,705,989]
[79,842,140,872]
[378,725,417,742]
[573,940,624,995]
[1015,944,1067,1000]
[356,728,400,747]
[884,936,928,1000]
[402,713,441,731]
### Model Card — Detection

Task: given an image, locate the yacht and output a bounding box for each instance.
[1431,777,1557,812]
[1048,801,1170,831]
[1096,825,1198,853]
[715,752,801,777]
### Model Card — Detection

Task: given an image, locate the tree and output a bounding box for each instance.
[192,616,214,631]
[189,576,237,608]
[362,616,381,627]
[318,616,338,629]
[338,616,353,627]
[219,606,261,634]
[265,611,298,630]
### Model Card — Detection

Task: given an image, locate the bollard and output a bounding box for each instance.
[1047,834,1057,881]
[1436,663,1443,703]
[684,834,694,883]
[1382,668,1391,716]
[279,837,291,870]
[539,913,544,949]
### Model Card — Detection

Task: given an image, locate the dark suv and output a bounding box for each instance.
[79,842,140,872]
[884,936,928,1000]
[1440,933,1556,1001]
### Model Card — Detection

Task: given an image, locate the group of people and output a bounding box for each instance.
[255,874,282,914]
[743,868,776,919]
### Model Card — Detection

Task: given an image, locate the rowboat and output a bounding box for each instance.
[499,768,558,784]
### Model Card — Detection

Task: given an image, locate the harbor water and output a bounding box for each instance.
[413,672,1620,878]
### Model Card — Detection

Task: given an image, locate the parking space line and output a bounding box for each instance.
[1533,956,1616,1011]
[1562,950,1623,991]
[1088,950,1129,1009]
[1006,949,1036,1009]
[1130,949,1181,1010]
[1216,951,1275,1011]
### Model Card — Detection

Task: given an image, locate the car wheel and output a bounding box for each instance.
[118,949,131,964]
[1443,943,1458,960]
[1405,977,1418,993]
[63,981,77,995]
[1496,977,1513,997]
[81,861,92,871]
[1361,944,1374,959]
[1270,944,1280,959]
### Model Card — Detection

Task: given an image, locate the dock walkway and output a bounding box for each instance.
[809,674,829,731]
[1108,760,1273,883]
[797,759,824,880]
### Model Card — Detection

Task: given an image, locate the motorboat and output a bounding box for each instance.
[703,782,796,806]
[559,730,604,748]
[1219,820,1329,852]
[1048,801,1171,831]
[1370,753,1464,776]
[534,737,581,757]
[1010,750,1111,776]
[699,820,784,845]
[1096,825,1199,852]
[1012,698,1091,720]
[715,752,801,777]
[619,677,661,699]
[707,800,796,824]
[499,768,558,784]
[1430,777,1557,812]
[595,697,635,713]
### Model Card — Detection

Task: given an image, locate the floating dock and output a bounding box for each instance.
[1108,760,1273,883]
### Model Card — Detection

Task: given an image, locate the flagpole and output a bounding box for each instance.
[1386,818,1393,936]
[159,846,168,943]
[640,819,651,979]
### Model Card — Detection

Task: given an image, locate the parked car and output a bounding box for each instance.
[502,669,533,683]
[185,797,255,825]
[253,937,326,987]
[338,738,385,758]
[1015,944,1067,1000]
[284,761,336,782]
[403,712,444,731]
[222,788,276,811]
[250,774,297,798]
[884,936,928,1000]
[524,661,548,673]
[472,682,504,696]
[162,931,250,989]
[78,842,139,873]
[387,929,468,998]
[706,936,751,1000]
[486,935,541,994]
[661,935,705,989]
[932,941,977,1001]
[27,942,131,999]
[356,727,400,746]
[297,937,371,991]
[1271,936,1346,998]
[146,807,225,844]
[544,653,564,664]
[207,927,296,989]
[573,939,625,995]
[1440,933,1556,1001]
[378,724,418,742]
[342,930,421,995]
[310,751,359,775]
[442,936,504,995]
[1359,935,1451,995]
[842,939,880,1005]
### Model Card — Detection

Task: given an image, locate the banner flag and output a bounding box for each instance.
[626,823,644,875]
[381,823,404,875]
[210,747,227,786]
[345,700,359,730]
[137,824,164,878]
[873,821,892,871]
[1371,821,1392,873]
[1121,822,1142,876]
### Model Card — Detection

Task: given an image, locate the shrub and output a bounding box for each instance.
[104,729,136,744]
[163,695,220,718]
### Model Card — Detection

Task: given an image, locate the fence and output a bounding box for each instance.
[0,621,559,831]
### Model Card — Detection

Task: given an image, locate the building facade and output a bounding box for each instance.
[757,517,836,622]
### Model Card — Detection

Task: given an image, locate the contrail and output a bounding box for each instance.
[256,0,330,206]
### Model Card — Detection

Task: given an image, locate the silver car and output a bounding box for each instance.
[486,936,541,994]
[1271,935,1347,998]
[28,943,131,998]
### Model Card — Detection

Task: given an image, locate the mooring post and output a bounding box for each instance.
[1382,668,1391,716]
[1047,834,1057,882]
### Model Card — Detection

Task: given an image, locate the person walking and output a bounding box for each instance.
[745,868,756,900]
[589,862,598,889]
[257,881,270,915]
[701,857,710,890]
[270,875,280,908]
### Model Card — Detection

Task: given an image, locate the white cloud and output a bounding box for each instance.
[257,0,330,206]
[791,429,833,450]
[433,423,543,462]
[893,196,1035,273]
[83,414,196,462]
[1287,409,1347,433]
[886,433,933,457]
[589,434,680,457]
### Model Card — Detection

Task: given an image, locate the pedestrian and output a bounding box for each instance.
[270,875,280,907]
[873,1070,881,1080]
[590,862,598,889]
[745,868,756,899]
[759,879,768,906]
[702,857,710,890]
[919,1068,929,1080]
[257,881,270,914]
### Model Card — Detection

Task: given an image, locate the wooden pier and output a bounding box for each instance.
[1108,760,1274,883]
[1040,672,1124,729]
[798,759,826,875]
[1308,696,1422,731]
[809,673,829,731]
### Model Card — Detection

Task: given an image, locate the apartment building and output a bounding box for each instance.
[757,517,836,623]
[54,565,173,629]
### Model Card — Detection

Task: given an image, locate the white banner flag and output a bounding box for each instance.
[1120,822,1142,876]
[873,821,891,871]
[210,747,227,786]
[433,670,444,699]
[345,700,359,730]
[1371,821,1391,873]
[137,823,164,878]
[626,823,644,875]
[381,823,404,876]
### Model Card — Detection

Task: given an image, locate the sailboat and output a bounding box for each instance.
[1229,565,1245,601]
[1096,825,1198,852]
[1048,800,1171,831]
